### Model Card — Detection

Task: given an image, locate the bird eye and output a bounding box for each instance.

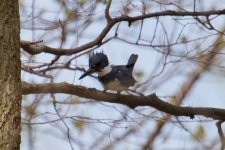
[92,63,100,68]
[97,62,101,65]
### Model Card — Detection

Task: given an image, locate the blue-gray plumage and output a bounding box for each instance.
[79,52,138,92]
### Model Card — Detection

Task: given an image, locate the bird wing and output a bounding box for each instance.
[113,66,136,87]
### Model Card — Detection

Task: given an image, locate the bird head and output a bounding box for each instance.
[79,52,109,79]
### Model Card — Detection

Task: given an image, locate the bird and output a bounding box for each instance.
[79,52,138,93]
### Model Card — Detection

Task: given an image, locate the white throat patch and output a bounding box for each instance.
[98,66,112,77]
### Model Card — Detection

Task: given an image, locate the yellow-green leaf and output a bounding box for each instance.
[73,120,85,131]
[193,125,205,140]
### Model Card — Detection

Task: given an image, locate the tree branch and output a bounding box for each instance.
[216,121,225,150]
[120,9,225,23]
[142,26,225,149]
[22,82,225,120]
[105,0,112,22]
[21,9,225,55]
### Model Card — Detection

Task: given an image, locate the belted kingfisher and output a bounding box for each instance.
[79,52,138,92]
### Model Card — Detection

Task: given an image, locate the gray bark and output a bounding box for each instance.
[0,1,21,150]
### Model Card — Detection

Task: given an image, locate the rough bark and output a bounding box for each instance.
[0,1,21,150]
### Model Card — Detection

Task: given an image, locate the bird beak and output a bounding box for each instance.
[79,68,96,80]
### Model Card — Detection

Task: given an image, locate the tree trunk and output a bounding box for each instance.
[0,1,21,150]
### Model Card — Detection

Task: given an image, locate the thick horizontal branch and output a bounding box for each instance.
[21,9,225,55]
[22,82,225,120]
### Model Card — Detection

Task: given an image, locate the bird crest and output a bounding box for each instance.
[89,51,106,58]
[88,51,109,68]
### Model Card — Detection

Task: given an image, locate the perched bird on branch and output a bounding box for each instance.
[79,52,138,93]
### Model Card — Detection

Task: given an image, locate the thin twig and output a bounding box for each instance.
[216,120,225,150]
[105,0,112,21]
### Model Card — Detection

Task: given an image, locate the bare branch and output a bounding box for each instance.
[22,82,225,120]
[105,0,112,21]
[22,64,52,78]
[20,19,115,55]
[216,121,225,150]
[142,27,225,149]
[21,9,225,55]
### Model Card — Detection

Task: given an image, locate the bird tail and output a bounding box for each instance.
[126,54,138,72]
